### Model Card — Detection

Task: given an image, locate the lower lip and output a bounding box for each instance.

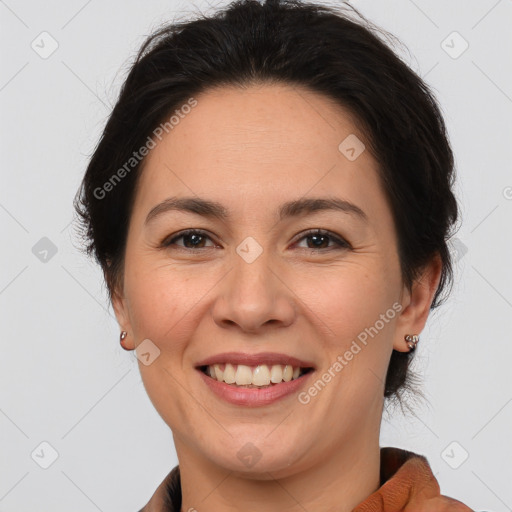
[197,369,314,407]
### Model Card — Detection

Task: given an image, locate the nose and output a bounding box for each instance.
[211,250,296,334]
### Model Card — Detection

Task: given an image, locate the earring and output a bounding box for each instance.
[404,334,419,351]
[120,331,132,351]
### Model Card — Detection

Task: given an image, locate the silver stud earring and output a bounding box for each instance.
[404,334,419,351]
[120,331,131,351]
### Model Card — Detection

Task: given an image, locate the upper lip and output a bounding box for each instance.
[195,352,316,369]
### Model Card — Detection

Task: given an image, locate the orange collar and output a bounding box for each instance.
[139,447,473,512]
[353,447,473,511]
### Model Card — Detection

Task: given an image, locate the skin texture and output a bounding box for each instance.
[112,83,442,512]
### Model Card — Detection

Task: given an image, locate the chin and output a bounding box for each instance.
[202,435,308,478]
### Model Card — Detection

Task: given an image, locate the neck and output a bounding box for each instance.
[175,427,381,512]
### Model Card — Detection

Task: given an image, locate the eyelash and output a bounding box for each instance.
[161,228,351,252]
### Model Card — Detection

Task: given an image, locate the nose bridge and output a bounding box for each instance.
[211,237,296,332]
[231,241,276,314]
[234,243,272,300]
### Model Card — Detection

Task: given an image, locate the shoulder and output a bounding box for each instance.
[372,447,475,512]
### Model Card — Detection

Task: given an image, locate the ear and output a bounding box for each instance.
[393,252,443,352]
[111,282,136,350]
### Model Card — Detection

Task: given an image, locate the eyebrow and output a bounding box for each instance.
[145,196,368,225]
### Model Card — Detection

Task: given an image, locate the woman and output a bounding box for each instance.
[75,0,476,510]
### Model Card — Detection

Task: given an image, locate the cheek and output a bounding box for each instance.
[298,263,393,342]
[123,265,201,417]
[297,261,398,407]
[122,256,191,347]
[123,254,224,367]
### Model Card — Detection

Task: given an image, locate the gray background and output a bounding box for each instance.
[1,0,511,510]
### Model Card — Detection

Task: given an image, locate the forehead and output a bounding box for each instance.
[134,83,389,227]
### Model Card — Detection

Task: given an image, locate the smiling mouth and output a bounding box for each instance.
[198,363,314,388]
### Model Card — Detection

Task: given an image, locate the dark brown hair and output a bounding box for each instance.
[74,0,460,409]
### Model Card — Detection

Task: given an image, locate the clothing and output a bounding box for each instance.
[138,446,474,512]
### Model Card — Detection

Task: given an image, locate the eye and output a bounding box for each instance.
[293,229,351,251]
[160,228,351,252]
[161,229,217,250]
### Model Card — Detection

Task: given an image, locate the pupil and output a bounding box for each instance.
[309,235,327,248]
[186,234,204,248]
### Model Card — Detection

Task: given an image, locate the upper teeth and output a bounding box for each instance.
[205,363,303,386]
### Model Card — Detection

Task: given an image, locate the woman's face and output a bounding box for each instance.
[113,83,435,477]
